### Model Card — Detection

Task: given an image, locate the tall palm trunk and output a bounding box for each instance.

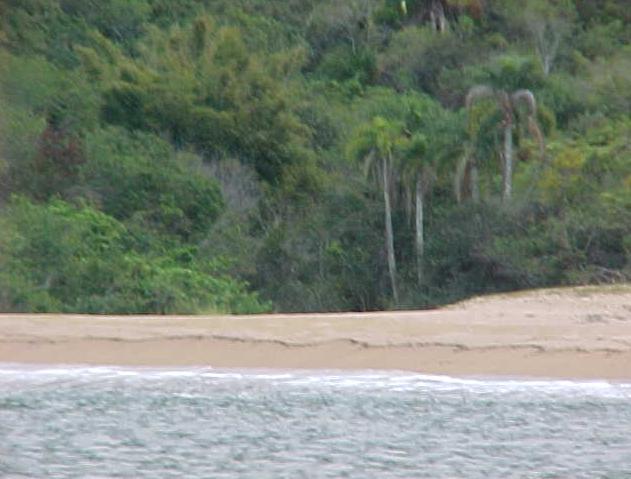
[382,154,398,303]
[415,174,424,285]
[502,123,513,201]
[470,157,480,203]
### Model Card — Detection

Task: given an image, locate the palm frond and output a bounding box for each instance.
[527,115,545,160]
[512,89,544,159]
[362,148,377,179]
[465,84,495,109]
[511,89,537,115]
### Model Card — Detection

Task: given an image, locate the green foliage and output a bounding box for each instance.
[316,45,376,85]
[0,198,268,314]
[87,17,314,186]
[60,0,151,49]
[486,55,546,92]
[82,128,224,240]
[378,26,483,102]
[0,52,100,131]
[1,0,628,314]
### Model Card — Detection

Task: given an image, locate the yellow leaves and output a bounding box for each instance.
[214,27,249,70]
[347,116,398,170]
[554,147,586,171]
[74,30,124,83]
[371,116,405,157]
[75,46,106,80]
[268,47,308,80]
[539,146,586,204]
[537,117,630,217]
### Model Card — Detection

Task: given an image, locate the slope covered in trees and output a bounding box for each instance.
[0,0,629,313]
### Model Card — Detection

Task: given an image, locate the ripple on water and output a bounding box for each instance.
[1,365,631,478]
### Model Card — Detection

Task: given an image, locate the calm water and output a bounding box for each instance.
[1,365,631,478]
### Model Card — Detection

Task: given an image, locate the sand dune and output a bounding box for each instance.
[1,285,630,379]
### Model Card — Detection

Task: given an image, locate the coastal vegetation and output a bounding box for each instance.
[0,0,629,313]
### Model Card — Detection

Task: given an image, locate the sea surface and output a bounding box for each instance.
[1,364,631,478]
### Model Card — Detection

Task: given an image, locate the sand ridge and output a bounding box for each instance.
[1,285,630,379]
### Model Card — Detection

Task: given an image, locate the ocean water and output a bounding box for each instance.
[1,365,631,478]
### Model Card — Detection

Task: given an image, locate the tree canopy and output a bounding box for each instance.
[0,0,628,313]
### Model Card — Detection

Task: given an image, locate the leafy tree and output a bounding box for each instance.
[378,25,483,103]
[85,17,314,186]
[0,197,268,313]
[349,116,406,302]
[400,134,429,283]
[511,0,577,76]
[464,85,544,202]
[81,127,224,240]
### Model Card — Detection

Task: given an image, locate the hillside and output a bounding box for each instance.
[0,0,629,313]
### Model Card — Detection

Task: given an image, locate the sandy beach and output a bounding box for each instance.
[1,285,630,379]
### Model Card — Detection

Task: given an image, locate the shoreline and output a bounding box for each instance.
[2,339,631,380]
[1,285,630,380]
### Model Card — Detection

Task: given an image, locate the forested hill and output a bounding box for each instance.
[0,0,629,314]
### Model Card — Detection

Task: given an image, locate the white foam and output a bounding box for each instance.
[0,363,629,397]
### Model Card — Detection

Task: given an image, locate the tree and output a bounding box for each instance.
[307,0,379,54]
[420,0,449,33]
[400,134,430,284]
[465,85,544,202]
[349,116,405,303]
[454,146,480,204]
[33,115,85,200]
[521,0,575,77]
[0,196,268,314]
[397,0,486,32]
[400,103,462,285]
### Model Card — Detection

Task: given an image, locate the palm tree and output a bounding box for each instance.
[454,145,480,204]
[349,116,404,303]
[400,134,432,285]
[464,85,544,202]
[400,0,485,32]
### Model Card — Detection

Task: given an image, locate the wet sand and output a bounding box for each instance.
[1,286,630,379]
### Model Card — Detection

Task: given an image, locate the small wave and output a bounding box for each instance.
[1,363,630,395]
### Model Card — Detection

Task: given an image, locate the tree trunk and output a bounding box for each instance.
[415,174,424,285]
[382,154,398,303]
[470,158,480,203]
[502,123,513,201]
[428,0,447,32]
[533,25,560,77]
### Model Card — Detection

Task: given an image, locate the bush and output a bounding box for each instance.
[0,197,268,314]
[82,127,224,240]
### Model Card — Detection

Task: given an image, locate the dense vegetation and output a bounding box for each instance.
[0,0,629,314]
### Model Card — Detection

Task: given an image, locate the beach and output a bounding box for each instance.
[1,285,630,379]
